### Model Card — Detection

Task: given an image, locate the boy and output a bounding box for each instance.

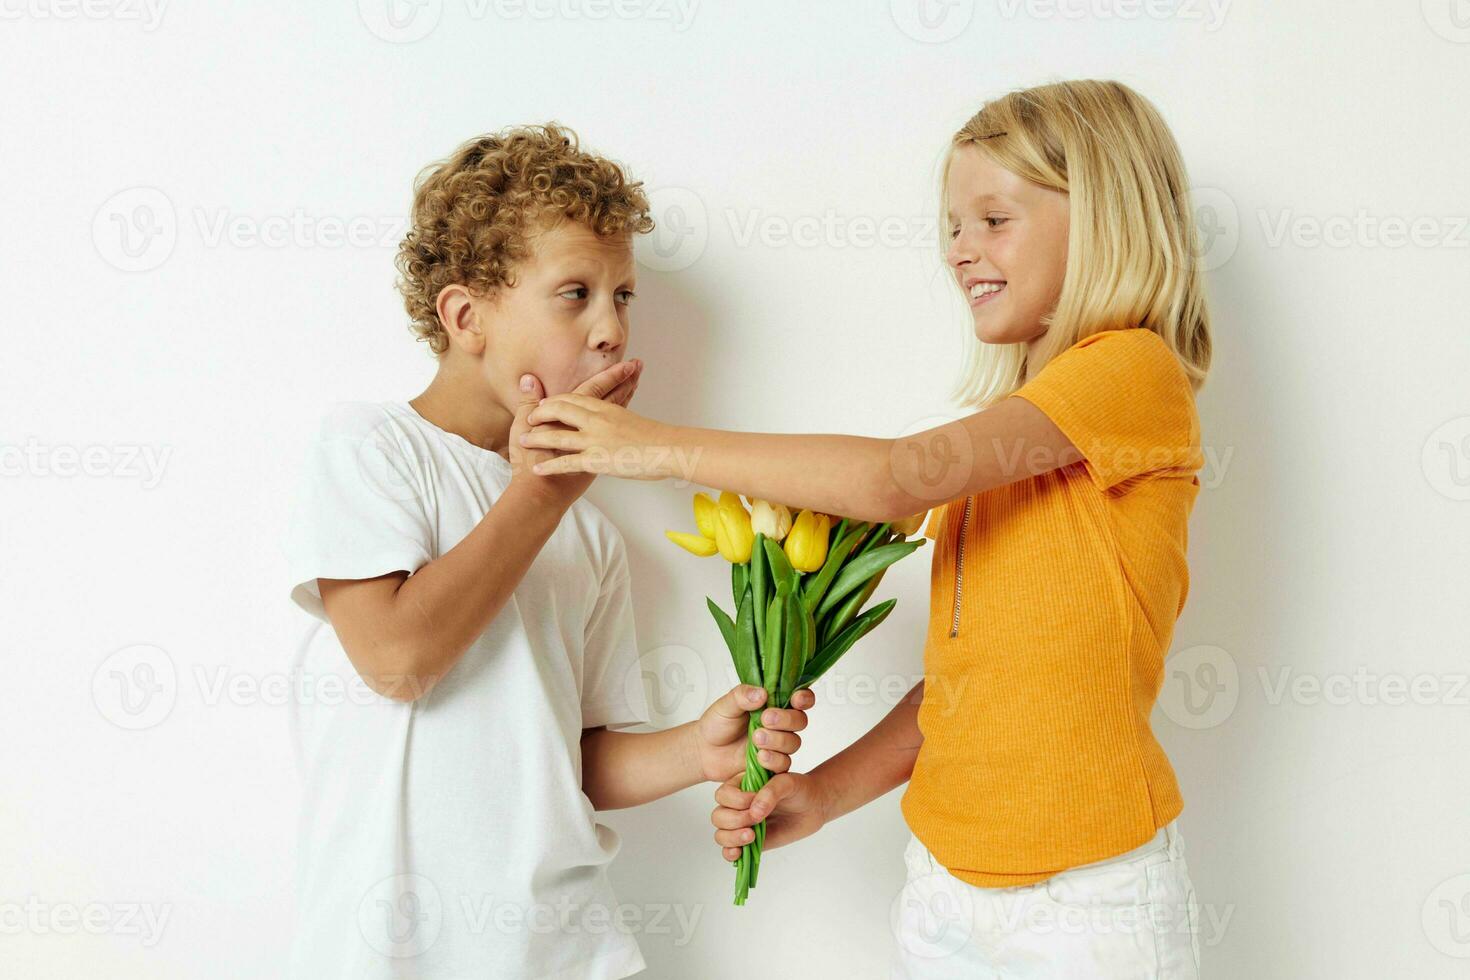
[283,125,813,978]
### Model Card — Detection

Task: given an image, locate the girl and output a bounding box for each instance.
[521,80,1210,977]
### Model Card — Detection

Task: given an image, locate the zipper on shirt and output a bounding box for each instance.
[949,495,972,638]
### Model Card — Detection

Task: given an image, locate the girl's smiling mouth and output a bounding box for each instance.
[965,277,1007,308]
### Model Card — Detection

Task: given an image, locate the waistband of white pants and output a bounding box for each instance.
[1066,819,1182,871]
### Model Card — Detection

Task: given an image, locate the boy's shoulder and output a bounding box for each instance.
[304,399,631,580]
[311,399,406,442]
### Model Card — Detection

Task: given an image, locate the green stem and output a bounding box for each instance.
[733,710,771,904]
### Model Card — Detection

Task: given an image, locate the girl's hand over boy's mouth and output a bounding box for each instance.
[508,359,644,501]
[520,392,677,481]
[694,685,816,783]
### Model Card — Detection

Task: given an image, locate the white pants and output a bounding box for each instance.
[890,822,1202,979]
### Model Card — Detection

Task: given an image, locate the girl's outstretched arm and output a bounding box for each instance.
[521,393,1078,521]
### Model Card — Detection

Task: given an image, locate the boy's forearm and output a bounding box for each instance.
[809,681,925,822]
[383,480,571,692]
[580,723,705,810]
[669,425,909,523]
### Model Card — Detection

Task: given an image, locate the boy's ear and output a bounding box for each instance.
[435,284,487,356]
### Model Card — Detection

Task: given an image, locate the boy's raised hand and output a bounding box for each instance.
[692,685,816,783]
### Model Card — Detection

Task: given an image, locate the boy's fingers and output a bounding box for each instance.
[758,706,807,732]
[517,373,547,411]
[759,750,792,773]
[722,846,742,862]
[712,685,767,722]
[754,730,800,756]
[789,687,816,710]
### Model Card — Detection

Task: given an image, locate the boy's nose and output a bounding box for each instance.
[589,314,626,354]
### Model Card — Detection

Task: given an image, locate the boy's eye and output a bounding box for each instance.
[986,216,1010,229]
[558,287,589,301]
[616,289,636,305]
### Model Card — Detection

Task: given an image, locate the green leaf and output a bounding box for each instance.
[707,597,736,655]
[779,597,815,706]
[815,538,925,621]
[800,523,866,616]
[821,570,884,646]
[732,591,760,688]
[853,522,891,558]
[732,561,749,609]
[762,537,798,596]
[749,532,769,659]
[801,598,898,687]
[761,583,788,700]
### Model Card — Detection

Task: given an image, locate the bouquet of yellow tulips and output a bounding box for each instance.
[667,492,928,905]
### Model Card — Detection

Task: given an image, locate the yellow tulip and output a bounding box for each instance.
[714,492,755,563]
[693,492,718,540]
[892,511,929,536]
[665,530,719,557]
[784,509,832,573]
[749,499,794,541]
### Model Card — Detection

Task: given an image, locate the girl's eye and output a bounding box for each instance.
[986,216,1010,229]
[615,289,636,305]
[559,287,589,301]
[949,225,962,240]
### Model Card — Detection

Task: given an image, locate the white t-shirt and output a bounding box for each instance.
[282,400,651,980]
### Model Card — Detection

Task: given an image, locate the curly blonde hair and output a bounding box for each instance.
[395,123,654,356]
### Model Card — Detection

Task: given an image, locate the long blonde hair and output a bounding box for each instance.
[942,79,1213,408]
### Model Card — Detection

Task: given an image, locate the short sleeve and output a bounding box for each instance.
[1010,328,1201,492]
[284,404,435,621]
[579,529,651,731]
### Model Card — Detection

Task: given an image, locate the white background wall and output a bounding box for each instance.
[4,1,1469,977]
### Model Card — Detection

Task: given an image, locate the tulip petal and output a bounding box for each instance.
[693,493,718,540]
[666,529,719,557]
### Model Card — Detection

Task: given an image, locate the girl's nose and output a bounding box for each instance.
[946,228,978,269]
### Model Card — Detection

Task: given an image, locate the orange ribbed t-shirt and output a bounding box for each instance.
[900,327,1203,888]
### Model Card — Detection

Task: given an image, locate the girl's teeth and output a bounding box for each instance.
[969,282,1005,299]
